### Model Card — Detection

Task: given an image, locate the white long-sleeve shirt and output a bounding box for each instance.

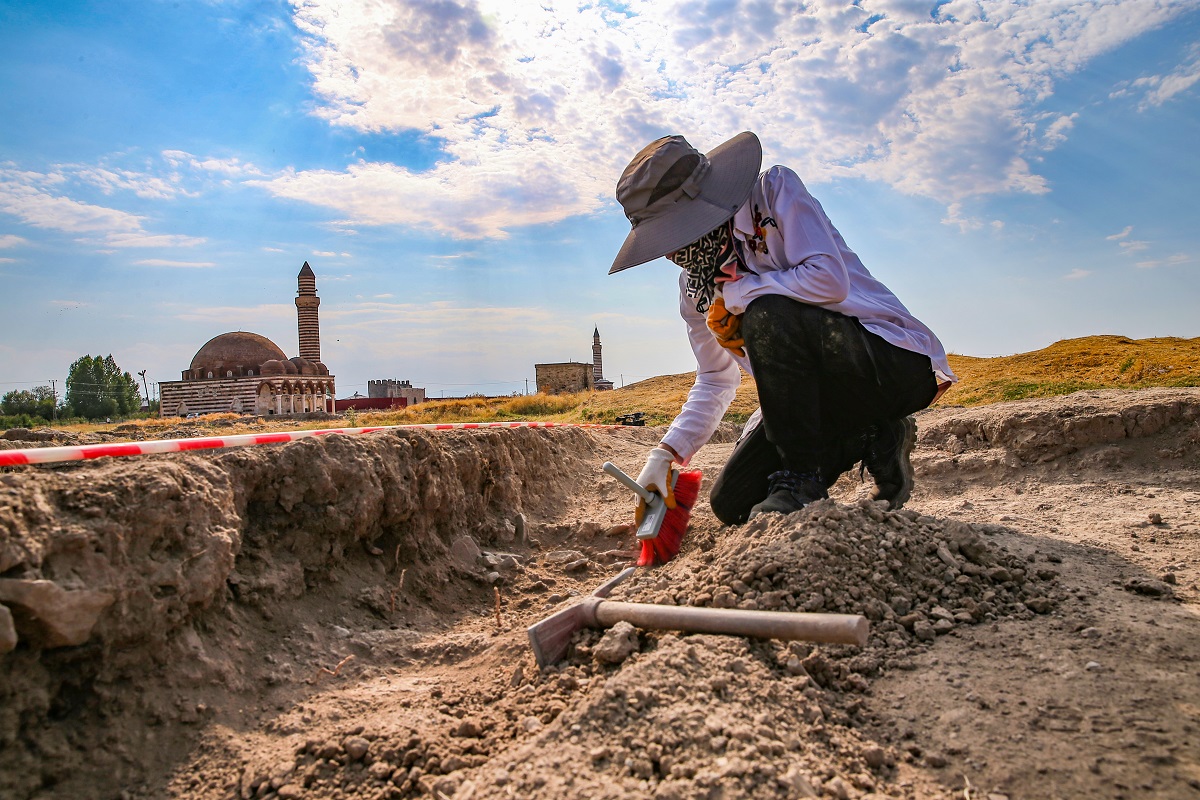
[660,165,956,464]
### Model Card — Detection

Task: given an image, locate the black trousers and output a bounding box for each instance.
[709,295,938,524]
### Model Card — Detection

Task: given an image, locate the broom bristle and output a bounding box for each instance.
[638,469,703,567]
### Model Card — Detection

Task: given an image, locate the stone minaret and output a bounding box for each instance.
[296,262,321,362]
[592,327,603,382]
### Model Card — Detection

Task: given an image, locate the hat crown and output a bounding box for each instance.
[616,136,711,227]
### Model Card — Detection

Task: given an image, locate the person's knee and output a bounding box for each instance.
[709,486,747,526]
[742,294,796,332]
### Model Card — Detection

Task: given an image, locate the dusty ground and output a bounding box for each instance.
[1,387,1198,800]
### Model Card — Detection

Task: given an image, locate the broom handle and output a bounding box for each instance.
[587,599,868,647]
[602,461,655,504]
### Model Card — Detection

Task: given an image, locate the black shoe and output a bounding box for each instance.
[748,470,828,519]
[862,416,917,510]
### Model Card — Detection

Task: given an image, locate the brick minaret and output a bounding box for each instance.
[296,262,321,362]
[592,327,603,383]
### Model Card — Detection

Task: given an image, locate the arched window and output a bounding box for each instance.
[247,369,254,376]
[207,371,213,379]
[226,370,233,378]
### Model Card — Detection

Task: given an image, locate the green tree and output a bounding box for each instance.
[0,385,57,419]
[64,355,142,420]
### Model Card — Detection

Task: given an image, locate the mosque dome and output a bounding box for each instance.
[289,356,319,376]
[189,332,288,375]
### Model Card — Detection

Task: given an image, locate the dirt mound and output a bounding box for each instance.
[2,388,1199,800]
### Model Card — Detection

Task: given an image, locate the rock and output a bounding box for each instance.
[522,716,543,733]
[545,550,586,564]
[1025,597,1053,614]
[1079,627,1101,639]
[593,621,639,664]
[932,619,955,635]
[564,558,590,573]
[455,719,482,738]
[913,620,936,642]
[862,745,886,769]
[1085,661,1103,672]
[1148,513,1163,525]
[986,566,1012,583]
[343,736,370,761]
[824,775,851,799]
[0,605,16,655]
[451,536,482,567]
[1124,578,1174,598]
[1161,572,1177,585]
[926,753,947,768]
[276,785,303,800]
[0,579,115,648]
[929,606,955,622]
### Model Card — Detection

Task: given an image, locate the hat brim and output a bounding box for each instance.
[609,131,762,274]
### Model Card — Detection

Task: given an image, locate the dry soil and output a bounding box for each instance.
[1,387,1199,800]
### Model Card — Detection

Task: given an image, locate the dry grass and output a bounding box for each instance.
[939,335,1200,406]
[22,336,1200,440]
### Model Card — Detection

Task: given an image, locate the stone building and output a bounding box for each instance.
[534,328,614,394]
[159,263,336,416]
[534,361,595,395]
[368,379,426,405]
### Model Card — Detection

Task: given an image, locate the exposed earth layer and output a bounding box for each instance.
[1,387,1199,799]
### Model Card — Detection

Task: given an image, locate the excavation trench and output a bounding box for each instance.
[1,388,1199,800]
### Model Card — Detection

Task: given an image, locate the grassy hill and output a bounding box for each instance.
[367,334,1200,426]
[16,335,1200,437]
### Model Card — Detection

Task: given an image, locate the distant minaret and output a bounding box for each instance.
[296,262,321,362]
[592,327,603,382]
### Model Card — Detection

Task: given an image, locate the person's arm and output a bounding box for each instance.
[721,166,850,314]
[658,273,742,465]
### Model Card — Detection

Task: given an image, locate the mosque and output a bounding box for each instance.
[158,263,336,417]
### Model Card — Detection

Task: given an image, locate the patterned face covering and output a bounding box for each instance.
[668,222,739,313]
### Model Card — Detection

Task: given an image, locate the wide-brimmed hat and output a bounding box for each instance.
[609,131,762,274]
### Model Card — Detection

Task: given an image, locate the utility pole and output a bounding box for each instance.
[48,379,57,422]
[525,378,529,395]
[137,370,149,411]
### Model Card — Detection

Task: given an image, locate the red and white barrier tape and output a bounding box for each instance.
[0,421,621,467]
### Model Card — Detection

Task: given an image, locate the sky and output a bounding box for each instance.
[1,0,1199,403]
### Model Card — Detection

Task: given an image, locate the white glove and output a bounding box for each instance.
[636,448,676,509]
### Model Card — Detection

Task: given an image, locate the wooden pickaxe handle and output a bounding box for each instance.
[580,597,869,647]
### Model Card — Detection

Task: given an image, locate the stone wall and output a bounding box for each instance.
[534,362,595,394]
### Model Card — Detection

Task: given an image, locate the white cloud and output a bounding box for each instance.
[313,250,338,257]
[163,150,264,177]
[0,167,145,233]
[0,257,16,264]
[1137,253,1193,269]
[70,165,195,200]
[105,232,207,248]
[941,202,983,232]
[0,166,208,250]
[1113,42,1200,109]
[1107,226,1134,240]
[1063,268,1090,280]
[171,303,295,324]
[260,0,1189,237]
[134,259,218,268]
[1118,239,1150,254]
[0,234,27,249]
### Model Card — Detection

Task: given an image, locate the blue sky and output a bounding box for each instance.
[2,0,1198,403]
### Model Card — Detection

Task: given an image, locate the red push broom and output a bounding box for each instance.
[602,462,703,567]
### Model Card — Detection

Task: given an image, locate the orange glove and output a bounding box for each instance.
[706,295,745,356]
